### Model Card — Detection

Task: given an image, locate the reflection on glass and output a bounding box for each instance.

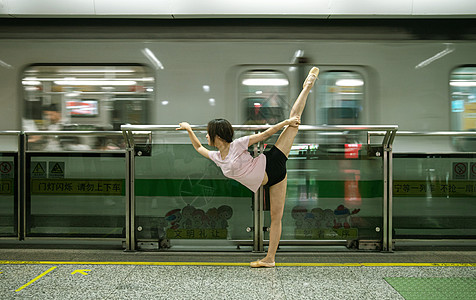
[317,71,364,126]
[450,66,476,151]
[22,64,154,151]
[240,70,290,125]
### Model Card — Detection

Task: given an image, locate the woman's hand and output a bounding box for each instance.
[177,122,192,131]
[286,116,301,127]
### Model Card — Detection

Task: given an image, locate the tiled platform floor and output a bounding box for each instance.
[0,249,475,299]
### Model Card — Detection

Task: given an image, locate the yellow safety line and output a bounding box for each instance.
[15,266,57,292]
[1,260,476,267]
[361,263,476,267]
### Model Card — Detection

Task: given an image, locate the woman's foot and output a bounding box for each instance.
[250,259,276,268]
[303,66,319,88]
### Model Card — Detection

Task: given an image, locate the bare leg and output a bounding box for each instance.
[275,67,319,157]
[261,175,287,263]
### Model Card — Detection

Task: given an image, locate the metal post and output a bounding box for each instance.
[252,131,264,252]
[125,145,136,251]
[258,140,265,252]
[18,133,25,240]
[387,136,394,252]
[382,140,389,252]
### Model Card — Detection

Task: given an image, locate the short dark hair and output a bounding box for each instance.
[207,119,234,145]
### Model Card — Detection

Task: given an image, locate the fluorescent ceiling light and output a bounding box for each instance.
[0,59,13,69]
[415,43,454,69]
[58,69,136,73]
[54,80,137,86]
[290,50,304,64]
[242,78,289,86]
[336,79,364,87]
[142,48,164,70]
[23,77,152,82]
[22,80,41,85]
[450,81,476,87]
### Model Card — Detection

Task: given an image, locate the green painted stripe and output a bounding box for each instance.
[134,179,382,198]
[311,180,383,198]
[135,179,252,197]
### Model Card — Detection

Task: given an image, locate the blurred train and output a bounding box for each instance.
[0,18,475,151]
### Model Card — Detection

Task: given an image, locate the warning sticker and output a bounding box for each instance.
[48,162,65,178]
[394,180,476,197]
[31,179,123,195]
[453,162,468,180]
[31,162,47,178]
[471,163,476,180]
[0,161,13,178]
[0,179,13,195]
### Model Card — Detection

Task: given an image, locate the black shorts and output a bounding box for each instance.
[263,146,288,187]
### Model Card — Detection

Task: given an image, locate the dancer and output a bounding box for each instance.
[177,67,319,267]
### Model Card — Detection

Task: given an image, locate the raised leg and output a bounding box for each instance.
[275,67,319,157]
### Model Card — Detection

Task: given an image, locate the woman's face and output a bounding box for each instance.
[206,133,212,146]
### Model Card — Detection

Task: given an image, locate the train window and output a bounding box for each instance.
[450,66,476,131]
[316,71,364,125]
[22,64,154,132]
[239,70,290,125]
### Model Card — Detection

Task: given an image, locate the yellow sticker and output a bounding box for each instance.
[393,180,476,197]
[31,179,123,195]
[0,179,13,195]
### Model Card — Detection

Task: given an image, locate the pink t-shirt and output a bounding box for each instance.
[208,136,266,193]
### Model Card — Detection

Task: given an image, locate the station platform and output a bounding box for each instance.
[0,248,475,299]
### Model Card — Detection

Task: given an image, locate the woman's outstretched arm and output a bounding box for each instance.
[176,122,210,158]
[247,116,300,147]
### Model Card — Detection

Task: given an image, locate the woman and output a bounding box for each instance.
[177,67,319,267]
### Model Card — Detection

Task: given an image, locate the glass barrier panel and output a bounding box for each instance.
[0,153,17,237]
[264,131,383,249]
[393,154,476,239]
[26,134,125,151]
[26,153,126,238]
[0,136,19,152]
[134,131,253,251]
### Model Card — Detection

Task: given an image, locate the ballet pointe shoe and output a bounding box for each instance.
[303,67,319,88]
[250,260,276,268]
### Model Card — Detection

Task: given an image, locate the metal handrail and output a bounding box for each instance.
[369,130,476,137]
[368,130,476,150]
[22,130,144,153]
[0,131,21,135]
[121,124,399,149]
[24,130,124,136]
[121,124,398,132]
[395,131,476,137]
